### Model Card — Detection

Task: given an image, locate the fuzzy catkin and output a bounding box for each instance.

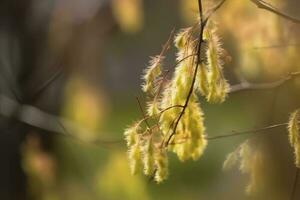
[124,19,230,183]
[142,138,155,176]
[128,143,142,175]
[142,56,163,94]
[223,148,240,171]
[124,122,140,147]
[147,100,160,117]
[288,109,300,168]
[204,23,229,103]
[197,63,209,96]
[223,140,266,195]
[174,28,192,50]
[166,94,207,161]
[154,149,168,183]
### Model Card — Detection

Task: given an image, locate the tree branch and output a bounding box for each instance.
[249,0,300,23]
[204,0,227,23]
[164,0,206,147]
[229,71,300,93]
[207,122,287,140]
[0,94,121,147]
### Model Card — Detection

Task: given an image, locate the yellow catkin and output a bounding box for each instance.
[245,150,264,195]
[223,140,265,195]
[159,83,177,140]
[147,100,160,117]
[197,63,209,96]
[223,148,240,171]
[238,140,252,174]
[188,100,207,160]
[128,143,142,175]
[158,31,207,163]
[159,55,192,138]
[154,149,168,183]
[142,56,163,93]
[204,22,229,103]
[174,28,192,50]
[169,95,207,161]
[124,122,140,147]
[288,109,300,168]
[142,138,155,176]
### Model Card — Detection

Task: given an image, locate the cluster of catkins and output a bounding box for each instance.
[124,20,229,183]
[221,110,300,195]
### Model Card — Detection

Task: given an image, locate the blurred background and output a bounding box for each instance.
[0,0,300,199]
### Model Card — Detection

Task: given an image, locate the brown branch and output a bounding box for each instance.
[249,0,300,23]
[252,44,300,50]
[204,0,227,22]
[138,105,184,126]
[159,28,175,58]
[163,0,229,147]
[207,122,287,140]
[229,71,300,93]
[164,0,206,147]
[30,66,63,102]
[136,96,151,128]
[0,94,121,147]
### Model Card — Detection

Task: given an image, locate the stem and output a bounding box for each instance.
[164,0,205,147]
[137,105,184,125]
[136,96,151,128]
[230,71,300,93]
[249,0,300,24]
[207,122,287,140]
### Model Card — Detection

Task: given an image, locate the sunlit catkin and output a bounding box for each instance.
[125,19,230,183]
[142,138,155,176]
[204,23,229,103]
[154,149,168,183]
[124,122,140,147]
[168,95,207,161]
[174,28,192,50]
[223,140,265,195]
[128,143,142,175]
[197,63,209,96]
[147,100,160,117]
[142,56,163,93]
[288,109,300,168]
[223,146,240,171]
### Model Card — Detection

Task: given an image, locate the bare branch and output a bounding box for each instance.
[207,122,287,140]
[204,0,227,22]
[249,0,300,23]
[252,44,300,50]
[30,66,63,102]
[0,94,121,147]
[164,0,206,147]
[229,71,300,93]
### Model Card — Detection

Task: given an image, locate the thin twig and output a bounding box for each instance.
[205,0,227,23]
[249,0,300,23]
[30,67,63,102]
[207,122,287,140]
[229,71,300,93]
[0,94,121,147]
[136,96,151,128]
[164,0,206,147]
[252,44,300,50]
[138,105,184,125]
